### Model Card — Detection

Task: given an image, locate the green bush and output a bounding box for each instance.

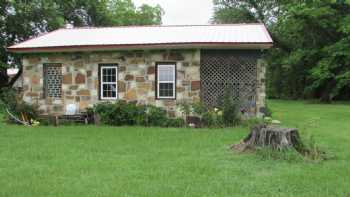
[201,109,224,128]
[93,101,185,128]
[177,100,192,117]
[192,102,207,116]
[263,104,273,117]
[0,87,17,111]
[165,118,186,128]
[93,98,242,128]
[241,117,264,128]
[221,87,240,127]
[144,105,168,127]
[94,101,146,126]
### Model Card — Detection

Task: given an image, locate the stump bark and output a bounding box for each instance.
[232,124,302,152]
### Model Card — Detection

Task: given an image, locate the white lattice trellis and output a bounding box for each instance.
[200,50,259,111]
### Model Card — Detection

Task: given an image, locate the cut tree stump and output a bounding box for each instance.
[232,124,303,152]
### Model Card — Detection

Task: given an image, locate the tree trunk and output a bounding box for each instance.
[232,124,303,152]
[0,67,22,88]
[7,68,22,87]
[0,67,9,88]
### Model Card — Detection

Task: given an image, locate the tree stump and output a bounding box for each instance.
[232,124,303,152]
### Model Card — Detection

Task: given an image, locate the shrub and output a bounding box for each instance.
[201,108,224,128]
[94,101,146,126]
[85,107,95,124]
[165,118,186,128]
[263,104,273,117]
[221,87,240,127]
[177,100,192,117]
[144,105,168,127]
[192,102,207,116]
[94,102,184,127]
[241,117,264,128]
[0,87,17,111]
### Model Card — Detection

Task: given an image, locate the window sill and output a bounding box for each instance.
[156,97,176,100]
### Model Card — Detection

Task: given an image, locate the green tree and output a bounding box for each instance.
[0,0,163,88]
[108,0,163,26]
[213,0,350,102]
[212,0,287,24]
[267,0,350,101]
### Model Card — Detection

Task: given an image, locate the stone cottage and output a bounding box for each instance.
[7,24,273,117]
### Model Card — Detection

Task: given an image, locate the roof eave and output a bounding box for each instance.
[7,43,273,53]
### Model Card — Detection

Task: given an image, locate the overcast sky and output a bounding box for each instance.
[133,0,214,25]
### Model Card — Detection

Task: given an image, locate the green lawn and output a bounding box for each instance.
[1,100,350,197]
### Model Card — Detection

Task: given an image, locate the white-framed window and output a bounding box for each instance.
[99,64,118,100]
[157,63,176,99]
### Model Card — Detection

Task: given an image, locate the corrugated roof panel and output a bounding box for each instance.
[8,24,273,52]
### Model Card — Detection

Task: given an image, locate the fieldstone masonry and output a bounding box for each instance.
[21,49,266,117]
[256,59,267,117]
[22,50,201,116]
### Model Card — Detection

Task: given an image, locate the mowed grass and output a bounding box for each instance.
[1,100,350,197]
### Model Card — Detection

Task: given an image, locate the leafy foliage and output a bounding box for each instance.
[0,87,17,110]
[94,101,146,126]
[212,0,287,24]
[0,87,39,124]
[164,118,186,128]
[213,0,350,102]
[212,6,256,24]
[93,101,184,128]
[221,87,240,127]
[0,0,163,87]
[144,105,168,127]
[201,109,224,128]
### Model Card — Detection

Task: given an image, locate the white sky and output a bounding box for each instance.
[132,0,214,25]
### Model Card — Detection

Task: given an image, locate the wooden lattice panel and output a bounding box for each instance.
[200,50,260,111]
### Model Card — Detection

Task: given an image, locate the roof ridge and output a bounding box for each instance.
[59,23,265,30]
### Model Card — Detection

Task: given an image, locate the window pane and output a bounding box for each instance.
[158,65,175,81]
[159,83,174,97]
[102,68,117,82]
[111,85,117,98]
[111,68,116,76]
[102,84,117,98]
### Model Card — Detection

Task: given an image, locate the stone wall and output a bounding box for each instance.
[256,59,267,117]
[22,50,201,116]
